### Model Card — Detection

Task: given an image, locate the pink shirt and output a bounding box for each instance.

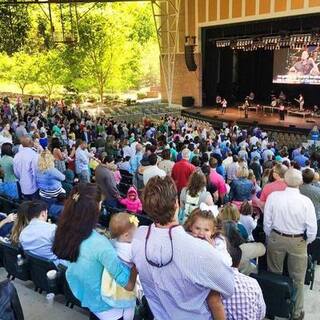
[260,180,287,202]
[209,169,227,197]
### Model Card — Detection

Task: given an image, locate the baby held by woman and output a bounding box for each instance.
[101,212,140,320]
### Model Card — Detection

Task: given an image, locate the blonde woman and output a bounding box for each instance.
[229,165,254,204]
[36,149,65,201]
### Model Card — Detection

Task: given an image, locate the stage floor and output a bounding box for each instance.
[183,106,319,132]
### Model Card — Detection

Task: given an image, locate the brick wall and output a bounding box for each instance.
[161,52,202,107]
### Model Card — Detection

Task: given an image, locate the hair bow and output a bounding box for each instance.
[72,193,80,202]
[129,215,139,227]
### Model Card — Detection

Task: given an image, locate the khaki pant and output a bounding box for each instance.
[239,242,266,275]
[267,231,307,318]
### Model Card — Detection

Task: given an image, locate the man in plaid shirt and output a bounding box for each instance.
[222,245,266,319]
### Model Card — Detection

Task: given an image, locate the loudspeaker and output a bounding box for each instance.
[184,45,197,71]
[182,96,194,107]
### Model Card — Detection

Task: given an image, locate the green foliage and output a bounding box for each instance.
[0,6,30,55]
[0,3,160,98]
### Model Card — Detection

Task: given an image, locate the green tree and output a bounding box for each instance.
[35,50,64,102]
[0,5,30,55]
[9,52,36,95]
[77,11,126,102]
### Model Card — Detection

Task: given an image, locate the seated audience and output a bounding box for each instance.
[19,200,63,265]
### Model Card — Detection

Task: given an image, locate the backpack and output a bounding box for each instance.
[184,192,200,221]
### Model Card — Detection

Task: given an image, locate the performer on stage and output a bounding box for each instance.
[216,95,222,109]
[244,97,249,118]
[248,92,255,106]
[279,103,285,121]
[221,98,227,114]
[298,94,304,111]
[279,91,286,103]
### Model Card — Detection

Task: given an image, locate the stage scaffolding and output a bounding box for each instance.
[0,0,181,107]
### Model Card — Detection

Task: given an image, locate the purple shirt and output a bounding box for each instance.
[132,225,234,320]
[13,147,39,195]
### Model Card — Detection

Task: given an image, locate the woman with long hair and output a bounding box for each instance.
[51,137,67,173]
[10,201,32,246]
[179,169,213,221]
[53,183,136,320]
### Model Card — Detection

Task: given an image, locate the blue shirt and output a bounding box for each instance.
[66,230,130,313]
[36,168,65,191]
[129,152,142,174]
[13,147,39,195]
[230,178,254,201]
[294,154,309,167]
[75,147,90,174]
[19,219,63,266]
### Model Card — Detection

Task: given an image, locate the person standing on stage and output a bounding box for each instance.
[244,97,249,119]
[279,103,285,121]
[216,95,222,109]
[299,94,304,111]
[221,98,227,114]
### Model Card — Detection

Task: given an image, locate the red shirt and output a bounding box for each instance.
[171,159,195,192]
[260,180,287,202]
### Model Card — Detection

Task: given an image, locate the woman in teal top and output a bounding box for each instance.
[0,143,17,182]
[53,183,136,318]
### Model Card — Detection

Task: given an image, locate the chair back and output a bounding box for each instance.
[308,237,320,262]
[250,271,295,319]
[24,251,59,293]
[0,241,30,281]
[136,214,153,226]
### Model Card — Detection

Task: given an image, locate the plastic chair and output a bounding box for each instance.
[0,241,30,281]
[250,270,295,320]
[305,237,320,290]
[24,251,61,294]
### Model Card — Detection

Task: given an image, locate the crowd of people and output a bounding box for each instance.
[0,96,319,320]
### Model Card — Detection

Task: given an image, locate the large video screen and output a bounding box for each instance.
[273,47,320,85]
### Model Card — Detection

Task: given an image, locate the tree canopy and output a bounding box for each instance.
[0,3,159,100]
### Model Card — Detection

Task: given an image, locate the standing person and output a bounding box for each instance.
[259,163,287,205]
[75,140,91,183]
[264,168,317,320]
[171,148,195,193]
[221,98,227,114]
[95,156,120,208]
[13,136,39,199]
[279,103,285,121]
[300,168,320,236]
[53,184,137,320]
[132,176,234,320]
[298,94,304,111]
[209,157,227,203]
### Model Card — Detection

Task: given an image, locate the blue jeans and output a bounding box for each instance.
[0,214,13,237]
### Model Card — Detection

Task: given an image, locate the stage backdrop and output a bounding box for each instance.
[202,14,320,107]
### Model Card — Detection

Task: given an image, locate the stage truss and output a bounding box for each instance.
[0,0,181,107]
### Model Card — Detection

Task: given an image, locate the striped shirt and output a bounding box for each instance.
[132,225,234,320]
[222,268,266,320]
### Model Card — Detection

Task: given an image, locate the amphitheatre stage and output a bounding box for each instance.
[182,106,318,133]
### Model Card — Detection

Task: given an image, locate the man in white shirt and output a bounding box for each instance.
[143,153,166,186]
[264,168,317,320]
